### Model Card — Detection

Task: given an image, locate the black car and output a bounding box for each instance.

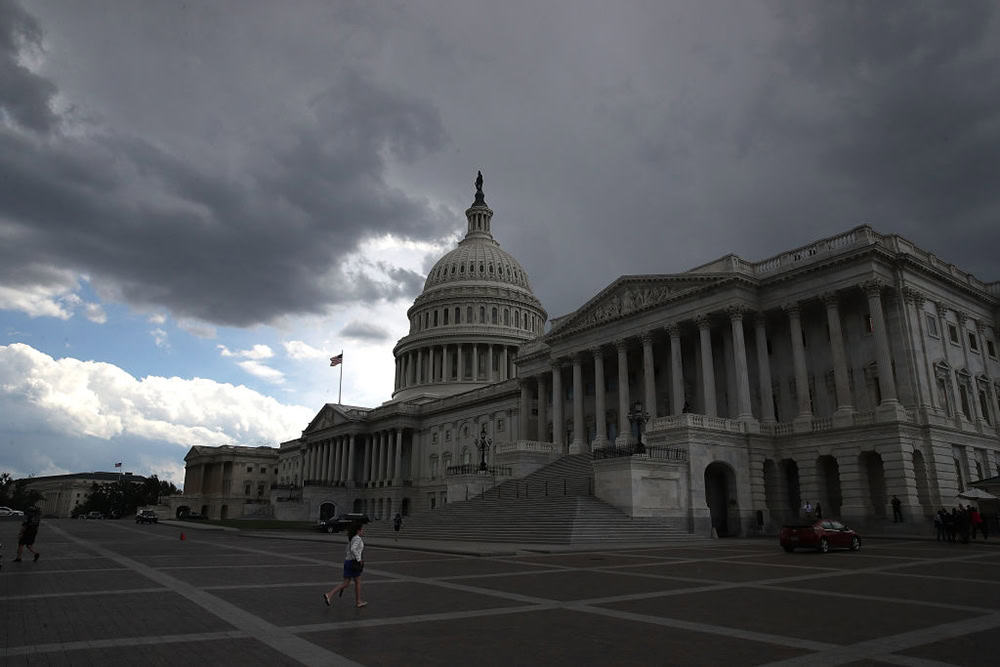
[315,513,370,534]
[136,510,158,524]
[184,511,207,521]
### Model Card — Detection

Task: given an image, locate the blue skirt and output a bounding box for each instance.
[342,559,362,579]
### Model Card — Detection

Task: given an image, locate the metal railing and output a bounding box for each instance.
[592,444,688,462]
[446,464,513,477]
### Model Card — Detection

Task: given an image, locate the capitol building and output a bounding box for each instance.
[176,174,1000,537]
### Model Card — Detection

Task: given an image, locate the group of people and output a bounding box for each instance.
[935,505,990,543]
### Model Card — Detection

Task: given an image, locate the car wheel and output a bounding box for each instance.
[818,537,829,554]
[850,536,861,551]
[326,525,334,534]
[782,545,794,553]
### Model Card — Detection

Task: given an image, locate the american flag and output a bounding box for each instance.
[329,353,343,367]
[114,462,122,468]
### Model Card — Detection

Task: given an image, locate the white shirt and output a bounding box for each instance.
[345,535,364,562]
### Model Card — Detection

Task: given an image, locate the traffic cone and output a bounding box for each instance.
[180,532,185,541]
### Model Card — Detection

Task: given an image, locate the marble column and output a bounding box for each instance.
[668,325,684,415]
[487,345,495,382]
[864,281,903,416]
[537,374,549,442]
[551,362,564,450]
[443,344,452,381]
[457,344,464,381]
[473,345,480,381]
[519,380,531,439]
[642,332,657,418]
[592,347,608,448]
[380,432,390,481]
[346,434,356,485]
[362,436,372,484]
[416,349,423,384]
[394,429,403,483]
[696,316,717,417]
[571,353,586,453]
[728,308,754,421]
[501,347,509,381]
[786,304,812,425]
[754,315,775,423]
[340,437,349,483]
[823,294,854,420]
[373,432,383,483]
[616,339,632,445]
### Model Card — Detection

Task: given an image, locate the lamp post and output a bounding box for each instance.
[627,400,649,454]
[475,426,493,472]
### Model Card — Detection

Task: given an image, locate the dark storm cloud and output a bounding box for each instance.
[340,321,390,342]
[0,2,450,327]
[0,0,56,132]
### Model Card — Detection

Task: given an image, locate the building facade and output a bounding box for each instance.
[178,176,1000,535]
[19,472,148,518]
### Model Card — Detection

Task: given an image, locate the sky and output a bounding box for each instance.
[2,0,998,487]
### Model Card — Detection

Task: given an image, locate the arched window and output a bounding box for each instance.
[455,307,461,324]
[462,449,471,465]
[503,309,509,325]
[430,455,439,480]
[480,306,486,323]
[460,264,464,274]
[491,307,498,324]
[515,311,521,328]
[467,306,472,323]
[443,309,449,325]
[424,313,429,329]
[433,310,439,326]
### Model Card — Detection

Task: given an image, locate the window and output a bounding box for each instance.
[445,430,452,441]
[433,311,439,326]
[455,307,461,324]
[480,306,485,323]
[948,324,959,344]
[968,332,979,351]
[497,418,504,432]
[926,314,939,337]
[260,465,266,473]
[443,309,449,325]
[244,482,252,496]
[988,340,997,358]
[504,309,509,326]
[467,306,472,323]
[491,307,498,324]
[432,432,438,444]
[246,465,253,473]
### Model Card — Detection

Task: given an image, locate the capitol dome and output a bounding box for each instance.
[391,173,547,402]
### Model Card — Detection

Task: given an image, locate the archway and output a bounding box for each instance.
[352,498,363,513]
[401,497,411,516]
[779,459,801,515]
[705,462,738,537]
[220,505,229,520]
[859,451,887,517]
[319,502,336,521]
[816,455,842,518]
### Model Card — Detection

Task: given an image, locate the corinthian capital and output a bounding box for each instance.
[726,305,747,321]
[862,279,884,298]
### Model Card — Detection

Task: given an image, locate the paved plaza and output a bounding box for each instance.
[2,519,999,666]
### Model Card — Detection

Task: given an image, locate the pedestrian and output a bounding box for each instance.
[934,509,947,542]
[323,523,367,608]
[958,506,971,544]
[14,506,42,562]
[891,495,903,523]
[969,505,984,540]
[945,508,958,543]
[392,512,403,541]
[980,511,990,540]
[814,502,823,520]
[801,499,813,520]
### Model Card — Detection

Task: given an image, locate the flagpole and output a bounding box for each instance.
[338,349,343,405]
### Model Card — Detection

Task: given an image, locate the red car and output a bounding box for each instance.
[780,519,861,553]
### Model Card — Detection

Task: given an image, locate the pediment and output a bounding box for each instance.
[303,404,353,434]
[551,275,727,335]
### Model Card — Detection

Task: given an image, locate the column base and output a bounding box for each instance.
[832,408,856,428]
[591,436,609,450]
[792,415,813,433]
[568,440,588,455]
[876,400,908,422]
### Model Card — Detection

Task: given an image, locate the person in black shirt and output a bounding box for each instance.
[14,506,41,562]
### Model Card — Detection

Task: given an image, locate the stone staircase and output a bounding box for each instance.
[364,454,696,544]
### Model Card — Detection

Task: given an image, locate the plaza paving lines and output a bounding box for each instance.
[3,522,1000,667]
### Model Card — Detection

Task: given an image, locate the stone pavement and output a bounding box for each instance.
[2,518,999,666]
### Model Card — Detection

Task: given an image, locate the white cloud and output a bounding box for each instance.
[283,340,327,360]
[0,282,76,319]
[150,328,169,348]
[0,343,311,448]
[218,343,273,359]
[84,302,107,324]
[148,313,167,325]
[237,359,285,384]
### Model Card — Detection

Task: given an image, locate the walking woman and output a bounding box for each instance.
[323,523,367,608]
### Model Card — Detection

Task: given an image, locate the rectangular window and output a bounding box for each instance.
[244,482,252,496]
[969,332,979,351]
[988,340,997,358]
[497,418,504,432]
[246,465,253,472]
[948,324,959,344]
[926,314,939,338]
